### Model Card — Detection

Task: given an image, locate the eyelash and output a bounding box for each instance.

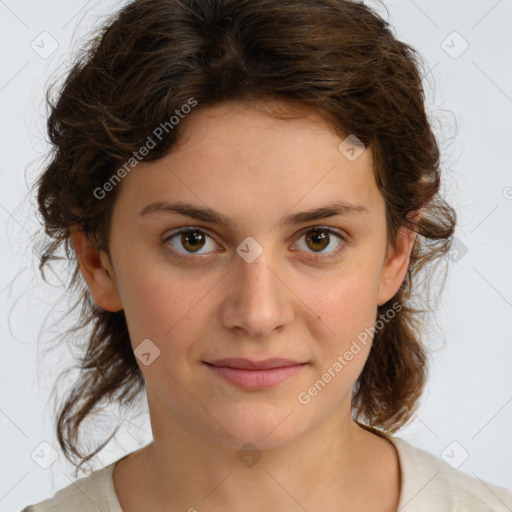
[163,225,347,262]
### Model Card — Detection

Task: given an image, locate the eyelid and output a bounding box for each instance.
[163,225,347,260]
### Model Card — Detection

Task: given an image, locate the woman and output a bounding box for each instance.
[22,0,512,510]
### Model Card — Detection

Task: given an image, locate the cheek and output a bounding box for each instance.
[305,265,380,338]
[115,259,220,353]
[299,269,380,391]
[114,233,382,364]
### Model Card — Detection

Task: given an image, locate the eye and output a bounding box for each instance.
[292,226,346,259]
[163,226,347,260]
[164,228,219,258]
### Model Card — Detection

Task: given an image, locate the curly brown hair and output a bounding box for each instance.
[34,0,456,475]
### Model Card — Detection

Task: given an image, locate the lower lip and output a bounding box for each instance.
[204,363,308,390]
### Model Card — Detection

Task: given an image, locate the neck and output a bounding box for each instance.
[114,390,399,512]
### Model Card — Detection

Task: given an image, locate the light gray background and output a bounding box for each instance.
[1,0,511,510]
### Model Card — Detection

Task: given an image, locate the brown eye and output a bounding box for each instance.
[164,228,218,257]
[305,229,330,252]
[180,230,206,252]
[294,227,346,258]
[163,225,346,262]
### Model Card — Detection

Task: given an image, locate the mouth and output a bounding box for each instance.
[202,358,309,390]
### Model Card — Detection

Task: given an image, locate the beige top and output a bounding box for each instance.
[21,435,512,511]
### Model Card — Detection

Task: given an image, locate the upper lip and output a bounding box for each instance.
[204,358,305,370]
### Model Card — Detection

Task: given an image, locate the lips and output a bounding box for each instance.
[203,358,308,390]
[205,357,303,370]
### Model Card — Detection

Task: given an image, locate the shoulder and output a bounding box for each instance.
[389,435,512,512]
[20,456,128,512]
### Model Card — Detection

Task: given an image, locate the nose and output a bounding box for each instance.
[219,247,294,339]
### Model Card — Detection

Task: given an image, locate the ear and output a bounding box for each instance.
[70,227,123,312]
[377,216,418,307]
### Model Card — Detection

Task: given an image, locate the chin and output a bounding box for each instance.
[200,403,311,452]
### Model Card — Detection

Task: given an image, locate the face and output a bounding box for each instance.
[76,101,414,451]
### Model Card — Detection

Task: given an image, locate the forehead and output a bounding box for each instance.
[174,101,350,161]
[112,101,383,228]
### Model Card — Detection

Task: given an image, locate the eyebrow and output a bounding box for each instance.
[139,200,369,227]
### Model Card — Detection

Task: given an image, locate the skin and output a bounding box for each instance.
[72,101,417,511]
